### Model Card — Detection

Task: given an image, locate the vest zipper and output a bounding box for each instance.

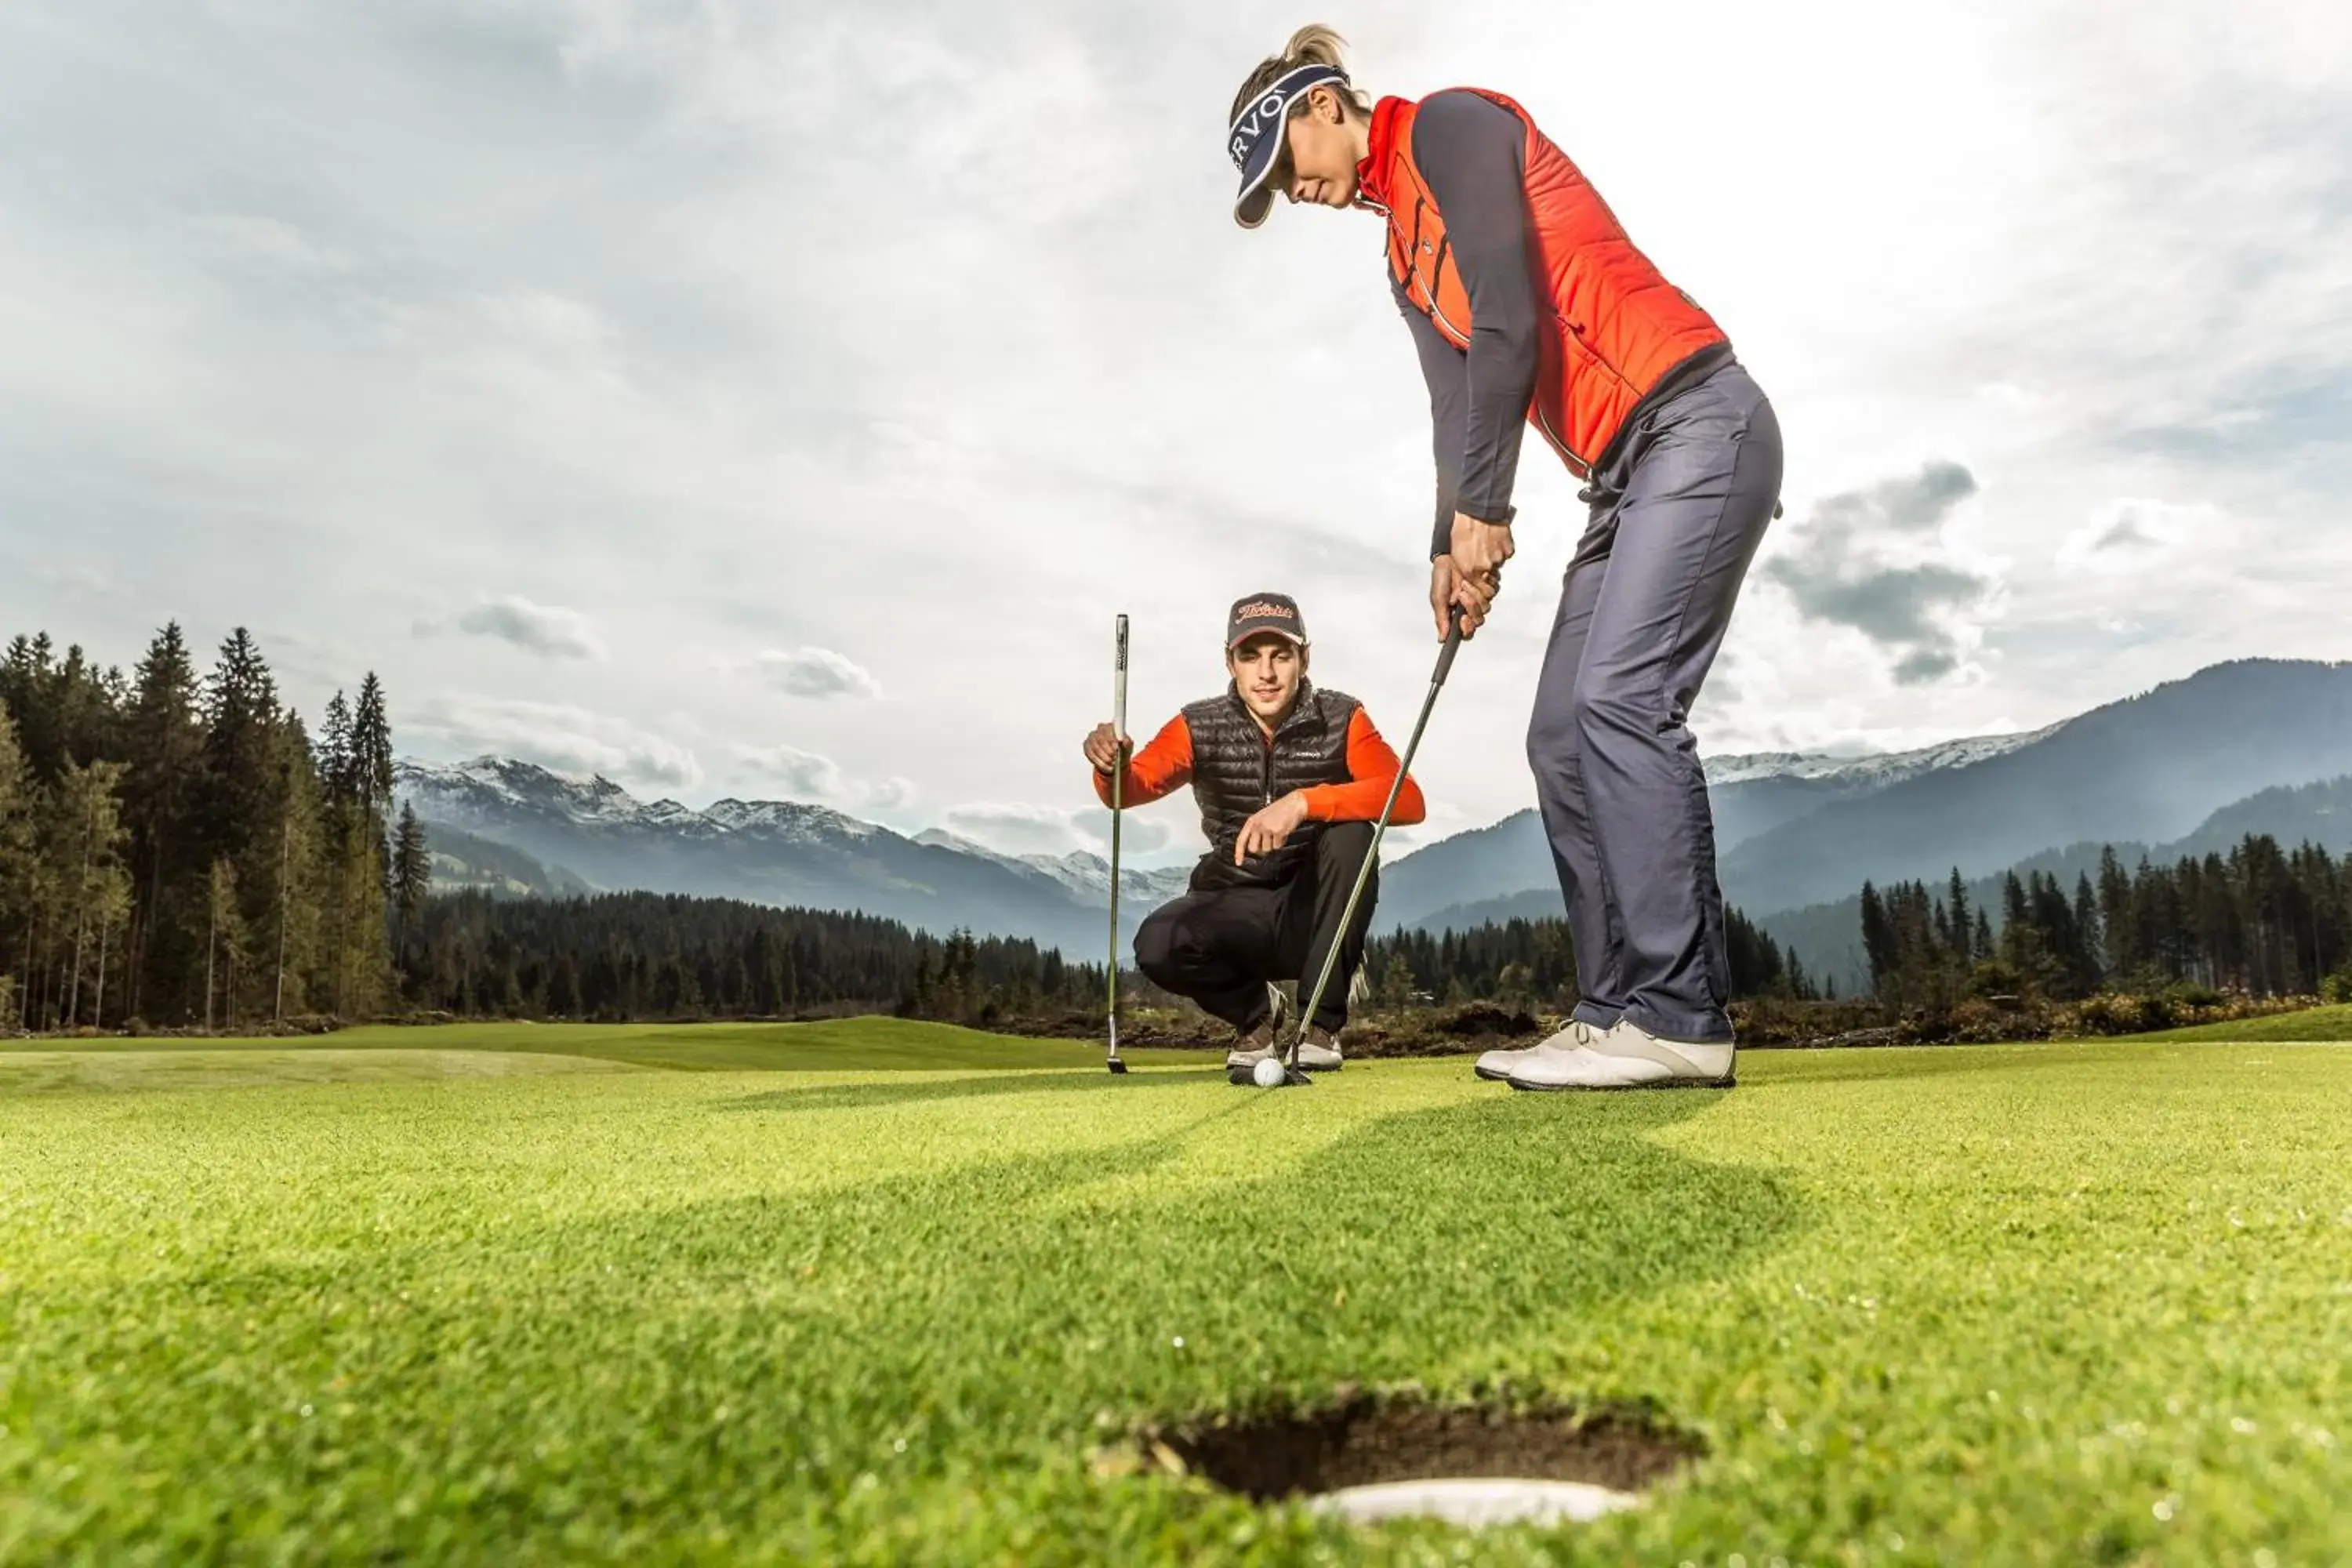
[1533,397,1590,475]
[1424,233,1470,345]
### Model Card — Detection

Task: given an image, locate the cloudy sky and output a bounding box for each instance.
[2,1,2347,865]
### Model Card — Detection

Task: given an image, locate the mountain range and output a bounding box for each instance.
[1381,658,2352,951]
[1374,724,2060,932]
[394,757,1189,957]
[396,659,2352,979]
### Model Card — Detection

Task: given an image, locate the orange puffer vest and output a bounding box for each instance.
[1368,90,1730,477]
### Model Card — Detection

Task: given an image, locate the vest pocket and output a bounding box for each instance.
[1558,314,1638,398]
[1530,317,1586,471]
[1548,313,1642,466]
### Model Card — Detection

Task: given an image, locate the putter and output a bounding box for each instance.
[1105,613,1131,1075]
[1232,607,1467,1088]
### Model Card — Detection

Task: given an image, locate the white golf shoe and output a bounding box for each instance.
[1294,1025,1344,1073]
[1503,1019,1736,1091]
[1475,1019,1600,1082]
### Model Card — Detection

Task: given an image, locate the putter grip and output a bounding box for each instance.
[1432,608,1465,686]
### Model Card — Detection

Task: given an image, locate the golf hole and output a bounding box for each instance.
[1131,1392,1700,1530]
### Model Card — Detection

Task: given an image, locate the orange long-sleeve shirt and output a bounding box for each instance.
[1091,707,1427,826]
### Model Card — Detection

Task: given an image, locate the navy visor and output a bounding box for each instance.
[1229,63,1348,229]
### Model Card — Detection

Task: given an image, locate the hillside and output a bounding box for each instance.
[1377,728,2054,931]
[1759,772,2352,993]
[394,757,1169,955]
[1380,660,2352,934]
[1717,660,2352,916]
[423,822,595,898]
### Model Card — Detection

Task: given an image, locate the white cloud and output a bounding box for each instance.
[30,564,110,595]
[733,744,842,799]
[732,743,914,811]
[2054,499,2216,576]
[1,0,2346,849]
[404,695,699,789]
[423,596,604,659]
[1759,462,2006,686]
[183,212,357,280]
[753,646,882,700]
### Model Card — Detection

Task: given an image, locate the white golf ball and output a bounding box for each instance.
[1252,1057,1287,1088]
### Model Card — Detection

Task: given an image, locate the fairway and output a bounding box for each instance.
[11,1016,1218,1075]
[4,1024,2350,1564]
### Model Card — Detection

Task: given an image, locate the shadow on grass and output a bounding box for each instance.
[451,1088,1806,1497]
[15,1082,1806,1555]
[715,1065,1235,1116]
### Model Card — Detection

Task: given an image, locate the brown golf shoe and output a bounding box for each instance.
[1223,1020,1279,1071]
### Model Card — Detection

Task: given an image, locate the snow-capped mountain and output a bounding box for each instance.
[399,759,902,847]
[398,754,653,827]
[1380,660,2352,932]
[393,757,1182,954]
[703,797,882,843]
[910,829,1192,904]
[1700,724,2063,789]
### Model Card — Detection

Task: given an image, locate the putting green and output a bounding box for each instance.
[2,1022,2347,1563]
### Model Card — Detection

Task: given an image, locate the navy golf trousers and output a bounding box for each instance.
[1526,357,1783,1044]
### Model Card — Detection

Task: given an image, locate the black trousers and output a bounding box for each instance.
[1133,822,1377,1033]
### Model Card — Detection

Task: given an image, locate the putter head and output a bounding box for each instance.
[1106,1058,1129,1075]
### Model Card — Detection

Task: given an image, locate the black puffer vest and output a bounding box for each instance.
[1181,681,1360,889]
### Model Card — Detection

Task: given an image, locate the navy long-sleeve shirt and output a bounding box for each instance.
[1392,89,1543,558]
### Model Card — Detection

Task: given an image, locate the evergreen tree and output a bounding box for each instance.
[2096,845,2134,977]
[313,685,391,1020]
[0,710,34,1025]
[203,858,247,1031]
[6,618,395,1030]
[1859,881,1894,995]
[547,952,580,1017]
[318,692,354,799]
[392,803,432,924]
[0,635,124,783]
[49,761,130,1029]
[199,629,281,864]
[350,674,394,814]
[1784,949,1815,1003]
[120,622,206,1023]
[266,722,328,1020]
[2072,873,2103,993]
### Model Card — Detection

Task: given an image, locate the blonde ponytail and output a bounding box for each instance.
[1229,22,1375,127]
[1283,24,1348,74]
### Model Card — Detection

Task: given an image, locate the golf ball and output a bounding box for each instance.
[1252,1057,1287,1088]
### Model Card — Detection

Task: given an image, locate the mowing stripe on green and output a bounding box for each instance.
[0,1016,1218,1074]
[2,1025,2347,1564]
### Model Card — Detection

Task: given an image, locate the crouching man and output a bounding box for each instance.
[1083,593,1425,1073]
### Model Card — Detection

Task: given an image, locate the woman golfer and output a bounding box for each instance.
[1228,26,1783,1091]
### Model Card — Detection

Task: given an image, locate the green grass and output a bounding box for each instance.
[2139,1001,2352,1043]
[3,1016,1216,1075]
[3,1026,2348,1565]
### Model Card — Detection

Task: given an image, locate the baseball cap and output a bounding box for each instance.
[1229,62,1348,229]
[1226,591,1308,650]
